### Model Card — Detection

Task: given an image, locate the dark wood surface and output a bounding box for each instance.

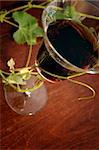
[0,2,99,150]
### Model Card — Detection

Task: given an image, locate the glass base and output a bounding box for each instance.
[4,76,48,115]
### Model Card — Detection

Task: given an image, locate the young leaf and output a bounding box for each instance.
[12,11,44,45]
[19,68,31,80]
[7,58,15,71]
[52,10,65,20]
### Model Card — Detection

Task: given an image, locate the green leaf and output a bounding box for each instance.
[2,69,32,85]
[53,10,65,20]
[4,73,26,85]
[12,11,44,45]
[64,6,74,18]
[13,29,26,44]
[52,6,82,23]
[64,6,83,22]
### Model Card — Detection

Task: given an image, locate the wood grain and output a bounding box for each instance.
[0,1,99,150]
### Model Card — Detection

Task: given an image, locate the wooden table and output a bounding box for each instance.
[0,1,99,149]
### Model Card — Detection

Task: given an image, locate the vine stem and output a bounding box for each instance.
[3,19,18,28]
[17,80,44,93]
[0,71,18,91]
[31,4,45,9]
[39,67,86,80]
[5,3,45,15]
[0,70,10,75]
[78,12,99,20]
[23,4,45,12]
[26,45,33,67]
[40,0,52,6]
[6,4,29,15]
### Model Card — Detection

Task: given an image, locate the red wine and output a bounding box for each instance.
[36,42,76,82]
[47,20,98,69]
[36,20,98,82]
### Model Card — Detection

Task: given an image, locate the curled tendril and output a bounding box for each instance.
[38,68,96,100]
[67,78,96,100]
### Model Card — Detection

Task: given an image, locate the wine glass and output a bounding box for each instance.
[1,34,48,115]
[35,0,99,83]
[4,75,48,115]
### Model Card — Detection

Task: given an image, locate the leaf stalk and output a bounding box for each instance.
[25,45,33,67]
[3,19,18,28]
